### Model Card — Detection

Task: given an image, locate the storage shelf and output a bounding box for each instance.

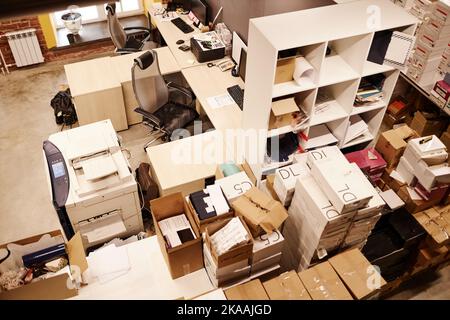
[319,55,360,86]
[310,101,348,126]
[342,131,374,148]
[351,101,386,115]
[362,61,395,77]
[272,79,316,98]
[267,123,308,138]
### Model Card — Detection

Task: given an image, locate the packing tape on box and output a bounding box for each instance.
[183,264,191,276]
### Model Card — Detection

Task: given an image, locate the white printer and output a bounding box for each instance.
[43,120,143,249]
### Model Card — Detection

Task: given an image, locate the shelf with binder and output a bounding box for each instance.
[241,0,418,184]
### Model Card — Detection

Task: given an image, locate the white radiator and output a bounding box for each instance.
[5,28,44,67]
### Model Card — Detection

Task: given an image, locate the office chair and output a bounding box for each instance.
[132,50,198,149]
[106,3,158,54]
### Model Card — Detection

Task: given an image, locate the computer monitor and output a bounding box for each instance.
[190,0,208,26]
[238,48,247,82]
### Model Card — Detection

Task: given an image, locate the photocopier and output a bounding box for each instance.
[43,120,144,249]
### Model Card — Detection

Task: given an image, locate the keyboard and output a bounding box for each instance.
[227,85,244,110]
[171,17,194,34]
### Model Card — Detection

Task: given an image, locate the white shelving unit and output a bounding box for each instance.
[242,0,418,183]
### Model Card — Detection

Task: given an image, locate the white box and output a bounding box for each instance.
[310,159,373,213]
[397,156,416,185]
[274,162,309,206]
[215,171,253,203]
[407,135,448,164]
[252,229,285,263]
[415,161,450,191]
[433,0,450,24]
[306,146,348,168]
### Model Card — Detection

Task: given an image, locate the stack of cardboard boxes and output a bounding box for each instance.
[390,135,450,213]
[345,148,387,184]
[407,0,449,87]
[282,146,384,271]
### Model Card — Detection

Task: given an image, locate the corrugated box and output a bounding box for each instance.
[224,279,269,300]
[263,270,311,300]
[150,193,203,279]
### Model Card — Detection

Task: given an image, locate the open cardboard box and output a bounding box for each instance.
[0,230,87,300]
[215,160,257,186]
[224,279,269,300]
[269,97,300,130]
[150,192,203,279]
[185,195,234,234]
[274,57,295,84]
[204,216,253,268]
[231,187,288,238]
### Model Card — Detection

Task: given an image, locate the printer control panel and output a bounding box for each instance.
[43,140,69,207]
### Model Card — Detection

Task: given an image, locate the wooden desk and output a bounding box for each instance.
[147,130,234,196]
[111,47,180,125]
[149,9,221,70]
[64,57,128,131]
[72,236,213,300]
[182,65,243,130]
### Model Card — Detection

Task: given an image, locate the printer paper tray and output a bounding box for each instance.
[78,212,127,245]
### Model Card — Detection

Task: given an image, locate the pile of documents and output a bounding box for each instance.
[343,115,369,145]
[355,76,385,106]
[158,214,196,249]
[282,146,383,271]
[345,147,387,184]
[390,135,450,203]
[407,0,450,86]
[204,217,253,287]
[87,244,130,284]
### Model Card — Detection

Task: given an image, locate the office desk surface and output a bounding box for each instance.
[72,236,213,300]
[64,57,121,97]
[111,47,180,83]
[147,130,234,195]
[182,65,243,130]
[150,10,206,69]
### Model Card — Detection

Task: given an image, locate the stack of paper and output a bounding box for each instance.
[210,217,250,256]
[251,230,284,276]
[87,244,130,284]
[158,214,196,249]
[302,124,338,150]
[355,76,385,106]
[344,147,387,183]
[344,115,369,145]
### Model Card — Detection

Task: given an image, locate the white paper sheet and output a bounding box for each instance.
[88,244,130,284]
[207,94,235,109]
[406,187,422,201]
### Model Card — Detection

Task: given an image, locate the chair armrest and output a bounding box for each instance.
[167,82,196,103]
[134,107,162,127]
[124,26,152,32]
[116,47,141,53]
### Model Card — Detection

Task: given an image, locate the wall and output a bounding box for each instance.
[205,0,336,42]
[0,15,114,69]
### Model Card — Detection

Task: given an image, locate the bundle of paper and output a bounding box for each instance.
[158,214,196,249]
[355,75,385,106]
[344,147,387,183]
[210,217,250,256]
[343,115,369,145]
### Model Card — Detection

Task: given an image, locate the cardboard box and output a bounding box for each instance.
[269,97,300,130]
[251,252,282,275]
[413,206,450,245]
[0,230,84,300]
[310,159,373,213]
[215,171,254,203]
[231,187,288,237]
[150,193,203,279]
[406,135,449,166]
[224,279,269,300]
[381,169,406,192]
[185,195,234,234]
[263,270,311,300]
[215,161,257,186]
[274,58,295,84]
[252,229,285,263]
[205,216,253,268]
[396,156,416,186]
[298,261,353,300]
[329,249,387,300]
[410,111,448,137]
[265,174,281,202]
[440,132,450,155]
[398,186,441,214]
[306,146,348,168]
[375,125,418,169]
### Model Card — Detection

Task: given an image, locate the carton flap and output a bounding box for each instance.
[232,187,288,234]
[67,232,88,274]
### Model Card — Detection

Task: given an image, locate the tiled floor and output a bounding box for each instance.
[0,57,448,299]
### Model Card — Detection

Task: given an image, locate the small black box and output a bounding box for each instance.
[190,31,225,63]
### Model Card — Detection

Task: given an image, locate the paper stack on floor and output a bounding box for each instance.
[87,244,130,284]
[281,146,383,271]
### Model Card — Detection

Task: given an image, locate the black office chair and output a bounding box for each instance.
[132,50,199,149]
[106,3,158,54]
